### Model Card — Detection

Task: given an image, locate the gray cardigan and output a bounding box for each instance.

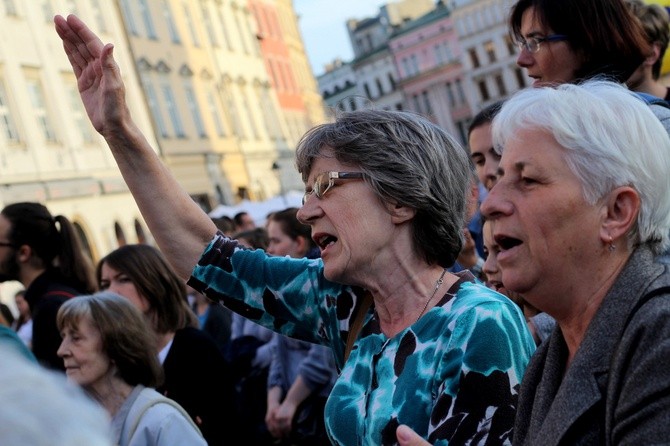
[513,245,670,445]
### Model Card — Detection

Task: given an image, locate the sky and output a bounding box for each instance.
[293,0,385,76]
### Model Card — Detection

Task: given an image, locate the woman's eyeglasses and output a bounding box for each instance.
[516,34,568,53]
[302,171,366,205]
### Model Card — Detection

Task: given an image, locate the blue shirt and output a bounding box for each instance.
[189,232,535,445]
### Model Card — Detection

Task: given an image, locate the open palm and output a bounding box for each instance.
[54,14,127,136]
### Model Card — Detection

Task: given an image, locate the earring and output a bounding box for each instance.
[608,235,616,252]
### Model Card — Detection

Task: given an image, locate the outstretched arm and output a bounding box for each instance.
[54,14,217,279]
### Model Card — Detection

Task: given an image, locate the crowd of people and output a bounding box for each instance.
[2,0,670,444]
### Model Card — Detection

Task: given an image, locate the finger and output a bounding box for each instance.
[66,14,105,61]
[54,15,95,77]
[396,424,431,446]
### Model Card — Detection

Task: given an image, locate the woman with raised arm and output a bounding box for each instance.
[55,15,534,445]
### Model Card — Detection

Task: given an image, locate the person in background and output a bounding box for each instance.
[447,173,485,280]
[511,0,648,86]
[233,227,270,253]
[57,292,205,446]
[264,208,337,445]
[189,285,232,354]
[625,0,670,101]
[468,100,505,192]
[12,289,32,348]
[234,211,256,233]
[97,244,235,446]
[484,80,670,444]
[212,216,236,237]
[0,202,97,370]
[482,219,554,346]
[0,319,36,362]
[227,227,275,444]
[510,0,670,132]
[55,14,535,444]
[468,101,555,345]
[0,302,14,327]
[0,344,111,446]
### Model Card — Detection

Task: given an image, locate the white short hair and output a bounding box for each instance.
[0,345,113,446]
[493,79,670,253]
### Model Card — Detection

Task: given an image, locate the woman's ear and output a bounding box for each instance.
[599,186,640,243]
[388,202,416,225]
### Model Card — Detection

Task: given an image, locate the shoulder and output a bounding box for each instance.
[129,389,205,445]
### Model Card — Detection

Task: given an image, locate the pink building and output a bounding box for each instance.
[389,2,472,144]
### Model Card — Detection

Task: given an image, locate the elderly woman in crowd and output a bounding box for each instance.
[57,292,206,445]
[55,14,534,445]
[487,80,670,444]
[397,80,670,446]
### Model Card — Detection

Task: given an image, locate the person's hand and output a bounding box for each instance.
[396,425,432,446]
[54,14,129,137]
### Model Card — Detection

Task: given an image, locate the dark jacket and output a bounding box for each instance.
[514,246,670,445]
[159,326,236,446]
[25,269,82,371]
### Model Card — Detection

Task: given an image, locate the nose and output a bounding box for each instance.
[484,163,498,188]
[57,339,68,358]
[516,48,533,68]
[296,196,321,225]
[107,283,120,295]
[480,182,511,220]
[482,251,499,277]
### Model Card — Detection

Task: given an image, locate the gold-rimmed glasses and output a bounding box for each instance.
[302,171,366,205]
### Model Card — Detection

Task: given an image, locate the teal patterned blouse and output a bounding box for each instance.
[188,233,535,445]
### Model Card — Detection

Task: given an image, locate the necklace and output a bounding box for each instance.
[415,267,448,323]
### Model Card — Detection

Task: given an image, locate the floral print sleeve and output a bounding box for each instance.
[189,233,535,445]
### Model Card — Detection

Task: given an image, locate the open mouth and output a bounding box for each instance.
[315,234,337,250]
[495,235,522,251]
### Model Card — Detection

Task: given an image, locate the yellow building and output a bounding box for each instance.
[0,0,155,278]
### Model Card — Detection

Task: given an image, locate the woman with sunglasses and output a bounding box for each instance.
[55,15,535,445]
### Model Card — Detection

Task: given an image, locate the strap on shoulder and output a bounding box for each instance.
[123,391,202,444]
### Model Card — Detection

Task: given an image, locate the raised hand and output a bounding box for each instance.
[54,14,128,137]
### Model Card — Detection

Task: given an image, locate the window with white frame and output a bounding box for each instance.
[0,80,20,143]
[139,0,157,39]
[26,78,57,142]
[3,0,17,16]
[40,0,53,23]
[206,91,226,137]
[161,84,185,137]
[201,3,218,47]
[162,0,180,43]
[183,2,200,46]
[91,0,107,33]
[119,0,138,35]
[184,85,206,137]
[216,6,233,51]
[66,83,95,143]
[142,79,168,137]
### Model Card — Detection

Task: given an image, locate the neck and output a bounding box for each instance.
[86,374,134,417]
[156,331,175,352]
[632,76,668,100]
[20,267,47,289]
[373,263,457,338]
[550,250,630,365]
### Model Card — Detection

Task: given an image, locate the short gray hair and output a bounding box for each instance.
[492,79,670,253]
[295,109,473,266]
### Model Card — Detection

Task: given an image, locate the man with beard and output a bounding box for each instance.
[0,203,96,370]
